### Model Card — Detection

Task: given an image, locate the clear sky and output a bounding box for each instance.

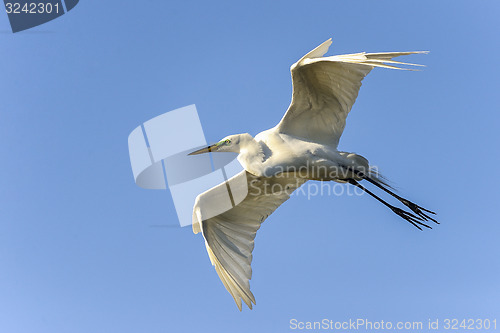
[1,1,499,332]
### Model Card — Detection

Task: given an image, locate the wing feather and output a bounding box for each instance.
[277,38,427,147]
[192,170,306,310]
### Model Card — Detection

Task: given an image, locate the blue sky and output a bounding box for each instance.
[1,1,499,332]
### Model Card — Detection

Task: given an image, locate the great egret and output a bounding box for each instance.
[188,38,437,310]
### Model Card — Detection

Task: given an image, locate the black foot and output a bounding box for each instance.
[391,207,432,231]
[400,199,439,224]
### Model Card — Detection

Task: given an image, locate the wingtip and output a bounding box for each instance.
[324,37,333,48]
[302,38,334,60]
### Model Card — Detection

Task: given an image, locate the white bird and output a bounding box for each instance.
[188,38,437,310]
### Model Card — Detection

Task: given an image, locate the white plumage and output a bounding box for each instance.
[189,38,435,310]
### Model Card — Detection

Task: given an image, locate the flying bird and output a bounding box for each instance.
[188,38,437,310]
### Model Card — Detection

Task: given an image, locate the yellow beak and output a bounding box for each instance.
[188,144,217,155]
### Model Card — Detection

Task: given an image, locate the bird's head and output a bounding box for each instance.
[188,133,253,155]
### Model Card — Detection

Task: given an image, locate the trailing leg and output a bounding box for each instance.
[347,179,432,230]
[350,169,438,224]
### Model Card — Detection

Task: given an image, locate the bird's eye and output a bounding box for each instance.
[225,139,231,145]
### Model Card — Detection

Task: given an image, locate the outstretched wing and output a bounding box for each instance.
[277,38,427,147]
[192,170,306,310]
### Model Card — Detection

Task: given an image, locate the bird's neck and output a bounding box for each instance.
[237,138,265,176]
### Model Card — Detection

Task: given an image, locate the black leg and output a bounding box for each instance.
[350,169,438,224]
[347,179,432,230]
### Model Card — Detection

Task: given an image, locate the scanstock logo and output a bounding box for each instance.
[128,105,247,227]
[3,0,79,32]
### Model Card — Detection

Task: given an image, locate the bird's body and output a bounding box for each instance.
[236,129,367,182]
[188,38,437,310]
